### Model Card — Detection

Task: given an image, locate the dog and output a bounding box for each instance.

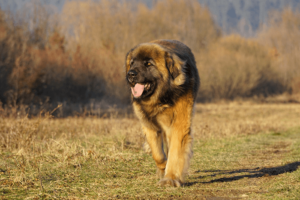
[125,39,200,187]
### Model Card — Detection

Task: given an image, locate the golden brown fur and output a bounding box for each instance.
[125,40,200,187]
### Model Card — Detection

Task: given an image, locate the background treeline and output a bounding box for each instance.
[0,0,299,116]
[2,0,300,37]
[197,0,300,36]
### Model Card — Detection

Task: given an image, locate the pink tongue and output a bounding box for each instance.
[131,83,145,98]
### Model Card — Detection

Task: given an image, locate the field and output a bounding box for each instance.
[1,1,300,199]
[1,102,300,199]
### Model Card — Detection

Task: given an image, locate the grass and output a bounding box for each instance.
[1,102,300,199]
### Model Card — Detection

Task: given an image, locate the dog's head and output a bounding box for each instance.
[125,42,185,101]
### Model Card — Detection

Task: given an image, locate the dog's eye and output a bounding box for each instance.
[144,61,152,67]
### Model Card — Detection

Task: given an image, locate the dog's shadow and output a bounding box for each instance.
[186,161,300,186]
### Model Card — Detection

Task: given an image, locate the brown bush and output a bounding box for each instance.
[291,76,300,94]
[60,0,220,104]
[61,0,220,53]
[0,10,26,105]
[258,8,300,92]
[196,35,285,101]
[7,31,108,105]
[0,5,110,110]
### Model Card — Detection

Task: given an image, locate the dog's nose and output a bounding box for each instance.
[128,70,137,78]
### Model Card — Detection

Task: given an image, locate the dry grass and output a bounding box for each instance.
[193,101,300,139]
[1,102,300,199]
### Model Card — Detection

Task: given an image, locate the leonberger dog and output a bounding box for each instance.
[125,40,200,187]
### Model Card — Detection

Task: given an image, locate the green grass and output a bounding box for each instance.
[1,128,300,199]
[190,128,300,199]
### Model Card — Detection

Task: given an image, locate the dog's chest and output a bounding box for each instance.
[144,105,174,132]
[133,102,174,131]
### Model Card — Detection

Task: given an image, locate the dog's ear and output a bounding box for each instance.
[165,52,185,85]
[165,52,181,79]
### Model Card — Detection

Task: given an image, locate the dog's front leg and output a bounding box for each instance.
[158,95,194,187]
[142,126,167,179]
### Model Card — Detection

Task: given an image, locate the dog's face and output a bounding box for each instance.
[126,52,159,99]
[125,43,185,101]
[125,44,168,100]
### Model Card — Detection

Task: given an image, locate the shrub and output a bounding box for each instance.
[258,8,300,93]
[196,35,285,101]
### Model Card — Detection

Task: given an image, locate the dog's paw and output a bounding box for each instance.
[157,178,181,187]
